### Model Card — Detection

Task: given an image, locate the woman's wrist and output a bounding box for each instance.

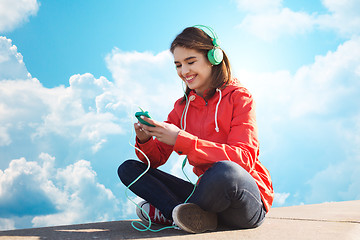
[137,136,151,144]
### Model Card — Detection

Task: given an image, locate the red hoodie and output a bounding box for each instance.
[135,78,274,212]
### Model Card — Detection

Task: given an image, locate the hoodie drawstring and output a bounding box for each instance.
[181,95,194,131]
[181,89,222,133]
[214,88,222,132]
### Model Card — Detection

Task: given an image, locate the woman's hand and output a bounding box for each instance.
[137,116,181,146]
[134,122,152,144]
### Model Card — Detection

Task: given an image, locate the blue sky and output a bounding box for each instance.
[0,0,359,230]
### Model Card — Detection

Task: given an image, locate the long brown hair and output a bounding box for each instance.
[170,27,232,101]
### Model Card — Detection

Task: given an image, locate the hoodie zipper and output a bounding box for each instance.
[200,100,209,137]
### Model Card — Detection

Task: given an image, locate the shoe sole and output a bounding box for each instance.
[172,203,217,234]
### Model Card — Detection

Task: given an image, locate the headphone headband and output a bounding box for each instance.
[193,25,219,46]
[193,25,223,65]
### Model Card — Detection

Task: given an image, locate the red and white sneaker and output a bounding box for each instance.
[136,201,173,226]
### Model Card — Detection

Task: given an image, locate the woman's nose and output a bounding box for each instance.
[181,65,190,76]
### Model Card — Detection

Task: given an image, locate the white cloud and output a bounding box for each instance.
[0,153,121,230]
[289,37,360,117]
[235,0,360,40]
[306,158,360,204]
[0,218,15,231]
[121,195,143,218]
[0,37,184,157]
[239,36,360,205]
[32,157,121,227]
[240,36,360,119]
[0,37,31,79]
[317,0,360,37]
[238,8,315,41]
[0,36,126,153]
[33,73,126,153]
[305,113,360,203]
[0,125,11,146]
[0,74,125,154]
[274,192,290,206]
[235,0,282,13]
[0,0,40,32]
[0,155,59,218]
[235,0,315,41]
[105,48,183,118]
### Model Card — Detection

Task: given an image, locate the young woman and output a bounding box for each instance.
[118,25,274,234]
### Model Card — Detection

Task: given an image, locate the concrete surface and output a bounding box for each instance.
[0,200,359,240]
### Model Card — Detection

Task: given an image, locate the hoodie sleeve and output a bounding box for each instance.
[135,137,174,168]
[173,89,259,174]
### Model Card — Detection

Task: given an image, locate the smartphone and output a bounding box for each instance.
[135,108,155,127]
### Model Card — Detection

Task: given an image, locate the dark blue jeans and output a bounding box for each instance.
[118,159,266,229]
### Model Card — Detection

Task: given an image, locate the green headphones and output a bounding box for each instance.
[193,25,223,65]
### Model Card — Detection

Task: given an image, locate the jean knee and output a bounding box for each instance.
[225,161,253,178]
[118,159,144,186]
[208,161,246,182]
[117,159,132,178]
[202,161,260,200]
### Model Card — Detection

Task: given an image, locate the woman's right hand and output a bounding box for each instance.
[134,122,152,143]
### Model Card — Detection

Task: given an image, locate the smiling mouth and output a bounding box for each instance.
[185,75,196,83]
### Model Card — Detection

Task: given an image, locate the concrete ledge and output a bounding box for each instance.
[1,200,359,240]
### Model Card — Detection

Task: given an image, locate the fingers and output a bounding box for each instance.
[140,116,161,128]
[135,116,170,139]
[140,124,156,135]
[135,121,156,136]
[135,119,180,145]
[138,116,161,132]
[134,122,144,132]
[134,122,151,143]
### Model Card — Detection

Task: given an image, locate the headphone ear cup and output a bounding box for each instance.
[207,48,223,65]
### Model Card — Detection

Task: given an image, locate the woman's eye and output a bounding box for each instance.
[188,61,195,65]
[175,65,181,68]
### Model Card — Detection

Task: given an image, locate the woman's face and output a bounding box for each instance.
[173,47,212,97]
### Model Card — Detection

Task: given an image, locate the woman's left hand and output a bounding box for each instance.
[138,116,181,146]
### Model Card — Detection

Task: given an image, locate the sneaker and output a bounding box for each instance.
[136,201,173,226]
[172,203,217,233]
